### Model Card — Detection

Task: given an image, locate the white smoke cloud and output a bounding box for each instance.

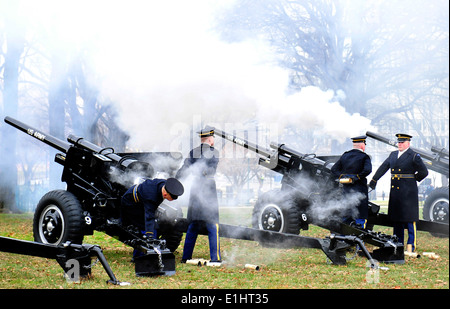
[9,0,374,153]
[308,191,365,226]
[79,1,374,150]
[256,86,374,143]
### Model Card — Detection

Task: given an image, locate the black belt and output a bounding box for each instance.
[391,174,415,179]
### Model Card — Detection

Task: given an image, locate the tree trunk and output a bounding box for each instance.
[0,4,25,212]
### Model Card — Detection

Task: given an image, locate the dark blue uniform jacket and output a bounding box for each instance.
[371,148,428,222]
[121,178,166,232]
[176,143,219,223]
[331,149,372,219]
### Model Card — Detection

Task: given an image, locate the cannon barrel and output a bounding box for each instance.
[366,131,398,148]
[270,142,333,170]
[213,128,273,159]
[212,127,289,171]
[366,131,449,176]
[213,127,330,167]
[212,127,294,173]
[67,134,137,168]
[431,146,449,159]
[4,116,71,153]
[5,116,148,172]
[212,127,335,176]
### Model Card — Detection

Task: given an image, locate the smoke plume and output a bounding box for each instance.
[82,1,374,152]
[3,0,375,154]
[4,0,404,213]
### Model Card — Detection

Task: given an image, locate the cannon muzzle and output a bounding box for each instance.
[4,116,71,153]
[431,146,449,159]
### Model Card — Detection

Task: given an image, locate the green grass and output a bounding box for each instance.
[0,206,448,290]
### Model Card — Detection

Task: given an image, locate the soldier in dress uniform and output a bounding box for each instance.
[369,134,428,252]
[331,135,372,228]
[121,177,184,257]
[177,126,222,263]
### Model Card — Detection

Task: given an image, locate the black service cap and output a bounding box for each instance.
[396,133,412,142]
[197,126,215,137]
[351,135,367,143]
[165,178,184,199]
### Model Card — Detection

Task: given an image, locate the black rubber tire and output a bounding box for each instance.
[33,190,84,245]
[422,187,449,238]
[252,189,302,235]
[423,187,449,223]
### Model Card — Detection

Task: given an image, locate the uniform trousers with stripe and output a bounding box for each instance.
[342,217,367,229]
[393,222,416,252]
[182,220,221,262]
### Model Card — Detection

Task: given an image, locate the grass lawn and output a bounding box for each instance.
[0,204,448,290]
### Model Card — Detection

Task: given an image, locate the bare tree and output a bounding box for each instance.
[218,0,449,144]
[0,7,128,211]
[0,1,25,211]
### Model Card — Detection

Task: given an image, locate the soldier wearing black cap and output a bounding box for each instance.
[369,133,428,252]
[121,177,184,245]
[176,126,222,263]
[331,135,372,228]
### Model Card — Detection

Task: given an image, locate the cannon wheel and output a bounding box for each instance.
[33,190,85,245]
[252,189,302,235]
[423,187,449,237]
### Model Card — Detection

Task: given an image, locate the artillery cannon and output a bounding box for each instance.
[366,131,449,232]
[3,118,446,272]
[215,128,347,234]
[4,116,184,276]
[213,128,448,239]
